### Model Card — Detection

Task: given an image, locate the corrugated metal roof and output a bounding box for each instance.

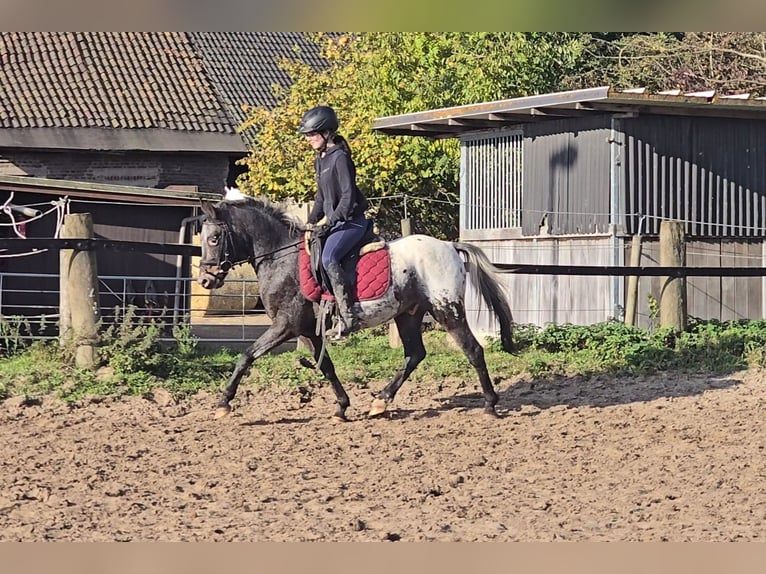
[373,86,766,138]
[0,174,220,205]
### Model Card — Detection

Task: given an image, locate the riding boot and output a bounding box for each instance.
[324,262,360,337]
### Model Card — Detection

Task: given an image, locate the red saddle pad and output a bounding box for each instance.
[298,247,390,303]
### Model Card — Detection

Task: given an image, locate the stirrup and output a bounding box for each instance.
[316,299,335,337]
[328,316,349,340]
[332,313,359,339]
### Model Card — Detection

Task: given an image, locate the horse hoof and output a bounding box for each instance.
[483,407,500,419]
[214,405,231,419]
[332,414,348,423]
[368,398,388,417]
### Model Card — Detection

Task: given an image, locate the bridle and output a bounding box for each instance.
[199,219,251,280]
[199,217,303,282]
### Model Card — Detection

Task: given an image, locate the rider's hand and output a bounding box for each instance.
[304,227,312,254]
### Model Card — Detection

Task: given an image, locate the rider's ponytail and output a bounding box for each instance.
[331,134,352,160]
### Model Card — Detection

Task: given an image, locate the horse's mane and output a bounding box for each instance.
[221,196,303,232]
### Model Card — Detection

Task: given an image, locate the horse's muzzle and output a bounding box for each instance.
[198,267,227,290]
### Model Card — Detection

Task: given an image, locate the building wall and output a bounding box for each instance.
[523,116,612,236]
[621,115,766,238]
[466,236,615,337]
[628,238,764,329]
[465,235,765,336]
[0,191,196,320]
[0,149,231,193]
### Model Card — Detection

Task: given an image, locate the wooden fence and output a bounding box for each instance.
[3,218,764,362]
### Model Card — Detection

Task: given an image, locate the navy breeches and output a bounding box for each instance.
[321,217,368,268]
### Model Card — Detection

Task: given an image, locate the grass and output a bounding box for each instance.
[2,317,766,404]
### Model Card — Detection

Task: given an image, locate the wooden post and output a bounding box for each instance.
[659,220,687,331]
[624,233,643,327]
[59,246,71,346]
[60,213,100,368]
[388,218,412,348]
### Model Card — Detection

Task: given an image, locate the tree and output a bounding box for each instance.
[237,33,588,240]
[568,33,766,95]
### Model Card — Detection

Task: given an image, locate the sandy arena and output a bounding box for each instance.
[1,369,765,541]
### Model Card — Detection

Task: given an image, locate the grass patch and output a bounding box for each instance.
[2,317,766,403]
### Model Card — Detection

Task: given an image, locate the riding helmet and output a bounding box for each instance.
[298,105,339,134]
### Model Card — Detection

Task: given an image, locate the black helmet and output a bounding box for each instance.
[298,105,338,134]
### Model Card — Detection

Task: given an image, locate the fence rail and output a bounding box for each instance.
[0,238,200,256]
[495,263,766,277]
[3,232,764,349]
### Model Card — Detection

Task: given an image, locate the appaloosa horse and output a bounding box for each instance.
[197,197,514,421]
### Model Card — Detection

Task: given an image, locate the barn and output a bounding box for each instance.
[0,32,330,328]
[0,32,330,192]
[373,86,766,333]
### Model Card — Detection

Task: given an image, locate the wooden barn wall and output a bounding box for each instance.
[0,192,195,319]
[467,236,765,337]
[522,116,612,237]
[466,236,614,338]
[621,116,766,238]
[0,150,230,194]
[628,238,765,330]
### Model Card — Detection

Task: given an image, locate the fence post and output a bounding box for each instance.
[60,213,100,368]
[624,233,643,327]
[659,220,687,331]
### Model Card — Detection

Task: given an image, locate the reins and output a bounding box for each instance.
[250,240,304,273]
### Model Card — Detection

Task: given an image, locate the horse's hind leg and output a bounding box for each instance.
[215,318,292,419]
[369,310,427,417]
[305,333,350,421]
[431,307,499,417]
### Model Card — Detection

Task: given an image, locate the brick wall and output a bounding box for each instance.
[0,150,231,193]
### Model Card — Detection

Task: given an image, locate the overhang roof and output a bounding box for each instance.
[0,174,221,206]
[372,86,766,139]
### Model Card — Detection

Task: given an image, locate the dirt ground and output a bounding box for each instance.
[2,367,766,542]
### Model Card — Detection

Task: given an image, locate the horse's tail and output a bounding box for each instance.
[454,242,514,353]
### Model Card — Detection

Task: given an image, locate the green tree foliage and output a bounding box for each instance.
[237,33,587,239]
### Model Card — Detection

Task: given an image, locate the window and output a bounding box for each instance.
[461,130,523,232]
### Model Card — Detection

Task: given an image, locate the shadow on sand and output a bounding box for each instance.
[434,371,744,415]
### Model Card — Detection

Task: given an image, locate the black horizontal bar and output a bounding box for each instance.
[494,263,766,277]
[0,238,200,256]
[2,239,765,277]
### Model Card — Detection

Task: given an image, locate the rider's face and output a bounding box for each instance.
[303,131,325,151]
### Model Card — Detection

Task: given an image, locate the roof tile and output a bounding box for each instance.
[0,32,332,140]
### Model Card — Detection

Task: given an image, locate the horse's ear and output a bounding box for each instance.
[200,201,217,220]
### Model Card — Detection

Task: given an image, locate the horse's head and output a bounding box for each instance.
[198,201,237,290]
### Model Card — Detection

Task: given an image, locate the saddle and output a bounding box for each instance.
[298,219,390,305]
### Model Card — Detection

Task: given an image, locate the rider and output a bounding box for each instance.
[299,105,369,337]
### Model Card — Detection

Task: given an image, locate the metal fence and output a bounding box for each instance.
[0,271,274,349]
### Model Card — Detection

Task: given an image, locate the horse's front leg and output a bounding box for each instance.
[215,319,292,419]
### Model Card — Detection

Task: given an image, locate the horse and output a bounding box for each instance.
[197,197,514,421]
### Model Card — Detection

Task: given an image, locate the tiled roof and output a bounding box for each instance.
[188,32,332,131]
[0,32,331,137]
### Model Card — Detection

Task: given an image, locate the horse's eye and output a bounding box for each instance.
[208,234,220,246]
